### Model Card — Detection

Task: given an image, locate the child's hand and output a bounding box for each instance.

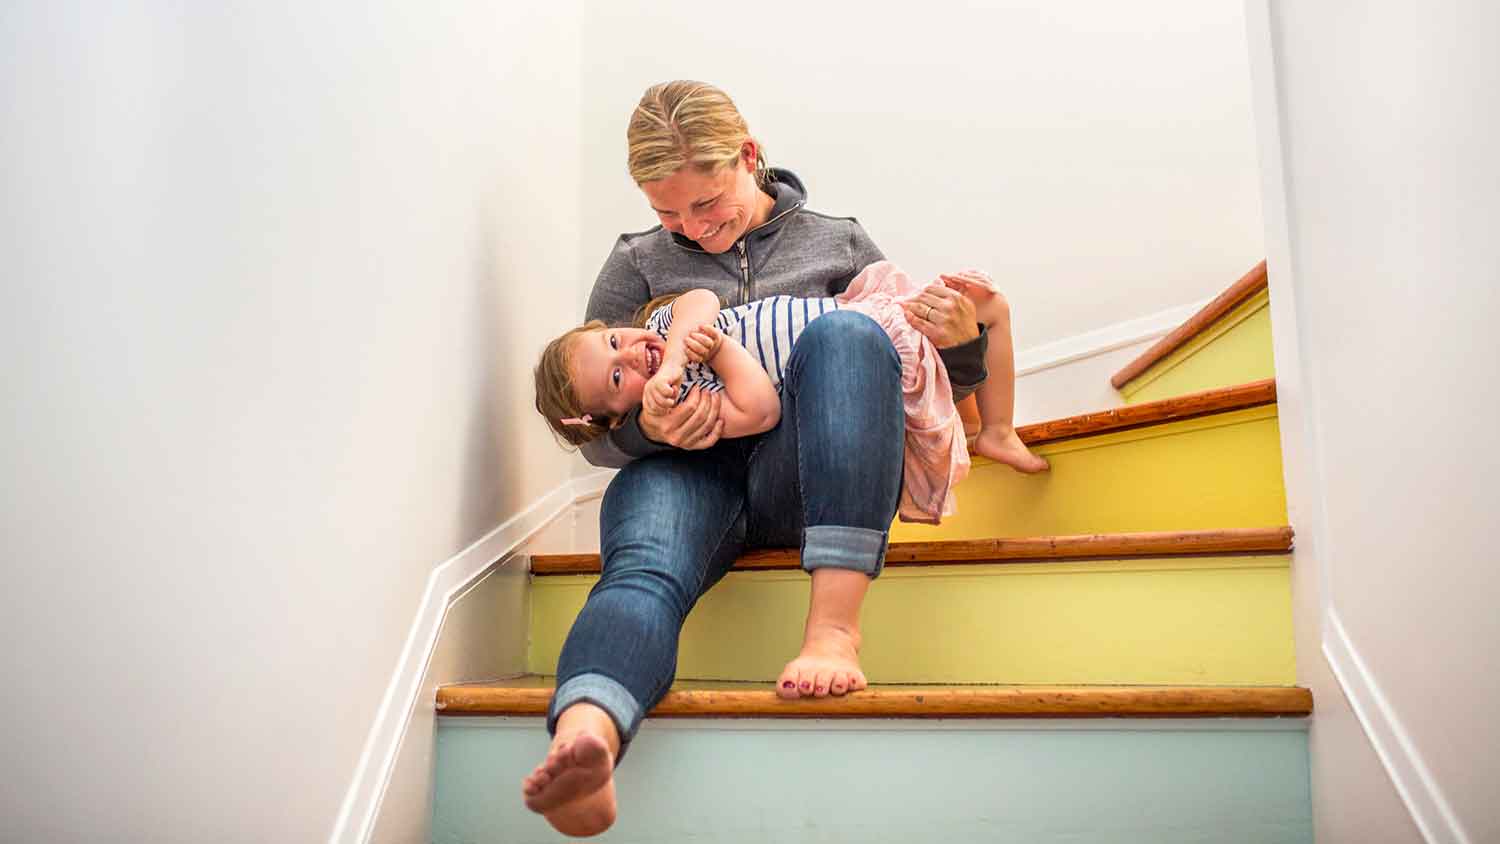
[683,325,723,364]
[642,361,683,417]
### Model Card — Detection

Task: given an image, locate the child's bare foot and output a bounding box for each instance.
[973,425,1050,474]
[521,727,617,837]
[777,622,867,699]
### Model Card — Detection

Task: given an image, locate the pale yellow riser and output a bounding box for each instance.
[528,555,1295,686]
[890,405,1287,543]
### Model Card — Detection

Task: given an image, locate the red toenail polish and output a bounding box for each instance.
[782,681,794,689]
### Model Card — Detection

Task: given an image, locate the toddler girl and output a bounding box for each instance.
[535,261,1046,522]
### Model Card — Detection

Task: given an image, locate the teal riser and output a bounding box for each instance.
[433,720,1312,843]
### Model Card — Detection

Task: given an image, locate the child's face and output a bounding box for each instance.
[568,327,666,422]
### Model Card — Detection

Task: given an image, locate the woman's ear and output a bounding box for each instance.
[740,140,758,171]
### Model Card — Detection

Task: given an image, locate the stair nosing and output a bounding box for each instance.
[1111,261,1270,390]
[436,680,1312,719]
[531,525,1293,576]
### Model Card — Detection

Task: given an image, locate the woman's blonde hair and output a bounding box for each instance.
[534,295,684,448]
[628,81,769,187]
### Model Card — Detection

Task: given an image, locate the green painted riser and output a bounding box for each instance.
[1121,291,1276,405]
[888,406,1287,544]
[528,556,1296,685]
[434,720,1312,843]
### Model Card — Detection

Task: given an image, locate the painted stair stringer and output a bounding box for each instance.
[1112,261,1275,402]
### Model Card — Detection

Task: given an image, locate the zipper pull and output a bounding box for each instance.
[737,241,751,302]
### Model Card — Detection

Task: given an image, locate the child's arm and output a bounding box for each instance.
[642,289,723,417]
[683,325,781,437]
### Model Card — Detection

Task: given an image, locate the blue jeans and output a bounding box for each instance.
[546,311,905,755]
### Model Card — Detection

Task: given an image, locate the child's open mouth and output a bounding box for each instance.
[646,345,661,377]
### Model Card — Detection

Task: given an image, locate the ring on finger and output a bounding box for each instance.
[926,304,935,321]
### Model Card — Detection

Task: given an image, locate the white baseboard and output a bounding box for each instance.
[327,469,617,844]
[1323,610,1470,844]
[1015,298,1209,377]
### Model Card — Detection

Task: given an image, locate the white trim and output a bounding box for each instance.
[1323,611,1471,844]
[1014,298,1209,377]
[326,473,611,844]
[571,468,614,503]
[438,716,1307,734]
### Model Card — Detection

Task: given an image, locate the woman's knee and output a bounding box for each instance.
[793,310,901,378]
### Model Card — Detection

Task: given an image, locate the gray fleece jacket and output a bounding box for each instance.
[581,168,989,468]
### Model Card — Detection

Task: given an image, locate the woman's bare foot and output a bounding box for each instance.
[973,424,1049,474]
[521,705,619,837]
[777,622,867,699]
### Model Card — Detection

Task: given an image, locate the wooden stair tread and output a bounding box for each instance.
[532,526,1292,576]
[1016,378,1275,447]
[437,677,1312,718]
[1111,261,1269,390]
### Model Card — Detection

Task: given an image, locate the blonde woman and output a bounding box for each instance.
[522,81,1026,837]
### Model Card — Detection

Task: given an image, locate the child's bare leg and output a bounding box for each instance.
[521,702,620,837]
[957,394,982,437]
[777,568,869,699]
[967,291,1048,473]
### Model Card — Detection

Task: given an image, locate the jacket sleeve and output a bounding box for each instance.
[849,219,887,279]
[579,237,673,468]
[585,236,652,326]
[938,326,990,402]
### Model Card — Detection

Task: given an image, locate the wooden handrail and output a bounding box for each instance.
[531,526,1292,576]
[1111,261,1270,389]
[437,681,1312,718]
[1015,378,1276,447]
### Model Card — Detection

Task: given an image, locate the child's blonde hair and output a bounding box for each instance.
[534,294,683,448]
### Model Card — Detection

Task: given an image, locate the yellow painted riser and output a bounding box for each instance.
[1121,290,1276,404]
[890,405,1288,543]
[527,556,1295,685]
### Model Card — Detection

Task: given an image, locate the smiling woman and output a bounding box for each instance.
[522,80,996,838]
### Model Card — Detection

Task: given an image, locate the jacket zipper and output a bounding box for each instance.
[737,241,751,304]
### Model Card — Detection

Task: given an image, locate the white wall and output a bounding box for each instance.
[1248,2,1499,842]
[0,3,581,842]
[580,0,1265,352]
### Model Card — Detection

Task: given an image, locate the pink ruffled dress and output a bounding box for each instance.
[837,261,994,524]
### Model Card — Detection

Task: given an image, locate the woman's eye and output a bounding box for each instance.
[611,368,621,387]
[609,334,618,350]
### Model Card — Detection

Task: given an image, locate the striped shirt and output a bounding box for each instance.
[644,295,842,401]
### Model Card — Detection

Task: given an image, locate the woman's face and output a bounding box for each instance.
[640,145,770,254]
[568,326,665,421]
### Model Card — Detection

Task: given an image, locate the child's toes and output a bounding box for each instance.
[812,670,833,698]
[829,673,849,696]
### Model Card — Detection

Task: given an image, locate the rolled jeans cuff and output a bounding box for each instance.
[547,672,642,763]
[801,525,888,578]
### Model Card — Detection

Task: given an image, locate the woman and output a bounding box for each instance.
[522,81,990,837]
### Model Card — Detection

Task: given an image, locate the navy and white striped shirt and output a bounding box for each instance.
[644,295,842,401]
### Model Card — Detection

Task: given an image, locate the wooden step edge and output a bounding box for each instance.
[1017,377,1276,448]
[532,526,1293,576]
[436,682,1313,719]
[1110,260,1270,390]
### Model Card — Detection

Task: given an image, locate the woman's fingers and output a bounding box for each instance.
[904,283,979,349]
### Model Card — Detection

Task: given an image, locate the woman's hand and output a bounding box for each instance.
[902,279,980,349]
[639,386,725,450]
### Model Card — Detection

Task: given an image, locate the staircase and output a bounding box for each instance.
[431,261,1311,842]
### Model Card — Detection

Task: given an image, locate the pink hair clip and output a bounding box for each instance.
[559,415,594,427]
